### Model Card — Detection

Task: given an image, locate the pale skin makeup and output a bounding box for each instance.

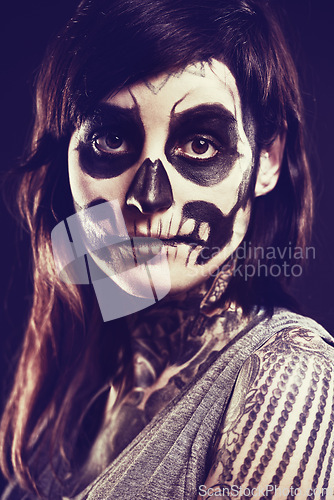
[68,59,282,294]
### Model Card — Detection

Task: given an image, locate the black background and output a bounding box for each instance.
[0,0,333,493]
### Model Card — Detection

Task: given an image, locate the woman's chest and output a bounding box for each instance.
[76,306,248,490]
[85,343,218,469]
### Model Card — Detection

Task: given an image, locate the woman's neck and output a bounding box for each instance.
[125,259,247,392]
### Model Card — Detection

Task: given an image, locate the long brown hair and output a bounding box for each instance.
[0,0,313,494]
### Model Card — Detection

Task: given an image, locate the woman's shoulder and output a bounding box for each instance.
[249,307,334,366]
[198,310,334,499]
[258,308,334,359]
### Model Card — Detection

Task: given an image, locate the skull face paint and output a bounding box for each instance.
[68,60,256,294]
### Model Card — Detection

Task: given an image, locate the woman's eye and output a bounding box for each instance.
[93,133,127,154]
[176,137,219,160]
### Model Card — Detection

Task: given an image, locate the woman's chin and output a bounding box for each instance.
[90,248,171,300]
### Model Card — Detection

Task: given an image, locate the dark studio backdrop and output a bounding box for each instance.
[0,0,333,493]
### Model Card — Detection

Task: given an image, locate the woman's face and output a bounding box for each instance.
[68,59,256,294]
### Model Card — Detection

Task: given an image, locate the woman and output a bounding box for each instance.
[1,0,334,498]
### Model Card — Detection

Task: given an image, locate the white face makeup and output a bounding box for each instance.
[68,59,256,294]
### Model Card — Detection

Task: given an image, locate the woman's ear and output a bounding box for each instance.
[254,131,286,197]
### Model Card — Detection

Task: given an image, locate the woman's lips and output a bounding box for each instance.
[158,235,206,247]
[88,236,171,301]
[92,237,164,276]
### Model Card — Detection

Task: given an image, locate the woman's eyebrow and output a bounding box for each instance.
[170,103,237,124]
[82,102,141,127]
[168,103,239,137]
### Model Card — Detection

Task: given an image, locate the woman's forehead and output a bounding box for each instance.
[103,60,241,120]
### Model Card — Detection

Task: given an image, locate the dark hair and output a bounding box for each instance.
[0,0,312,494]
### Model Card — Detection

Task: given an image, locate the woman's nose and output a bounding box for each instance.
[125,158,174,214]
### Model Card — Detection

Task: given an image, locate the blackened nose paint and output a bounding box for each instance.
[126,159,174,214]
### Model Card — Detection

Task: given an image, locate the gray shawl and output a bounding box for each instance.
[2,308,333,500]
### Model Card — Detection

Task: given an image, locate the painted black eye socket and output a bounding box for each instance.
[77,105,145,179]
[78,126,143,179]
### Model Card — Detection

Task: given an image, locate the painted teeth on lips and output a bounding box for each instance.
[93,237,163,275]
